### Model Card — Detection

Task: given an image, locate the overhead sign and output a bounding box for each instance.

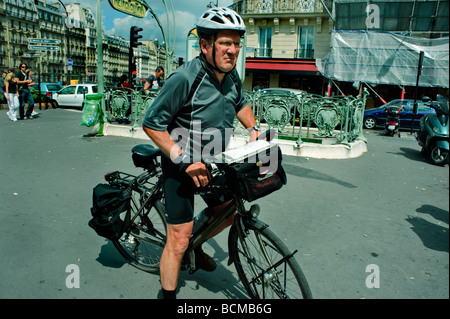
[28,45,60,51]
[28,38,61,45]
[108,0,149,18]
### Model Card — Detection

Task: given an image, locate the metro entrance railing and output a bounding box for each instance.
[104,86,368,146]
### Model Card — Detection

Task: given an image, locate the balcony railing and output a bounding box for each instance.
[294,48,314,59]
[232,0,333,15]
[254,48,272,58]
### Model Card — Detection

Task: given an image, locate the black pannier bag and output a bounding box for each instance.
[227,145,287,202]
[88,183,131,240]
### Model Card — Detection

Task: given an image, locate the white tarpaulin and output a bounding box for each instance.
[316,31,449,88]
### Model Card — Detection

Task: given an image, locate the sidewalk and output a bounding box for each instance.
[102,122,368,159]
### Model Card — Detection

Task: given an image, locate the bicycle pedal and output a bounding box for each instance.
[189,267,199,275]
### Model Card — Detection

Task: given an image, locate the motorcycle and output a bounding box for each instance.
[415,95,449,165]
[384,105,402,137]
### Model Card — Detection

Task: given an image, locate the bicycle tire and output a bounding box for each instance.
[229,221,312,299]
[113,189,167,273]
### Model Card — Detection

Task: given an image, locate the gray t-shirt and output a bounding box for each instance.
[143,56,247,162]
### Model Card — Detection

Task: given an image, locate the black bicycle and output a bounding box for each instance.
[100,142,312,299]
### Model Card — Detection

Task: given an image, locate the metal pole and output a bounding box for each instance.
[57,0,71,84]
[96,0,105,135]
[411,50,424,134]
[38,56,42,109]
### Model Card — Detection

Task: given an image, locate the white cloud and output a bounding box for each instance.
[70,0,233,58]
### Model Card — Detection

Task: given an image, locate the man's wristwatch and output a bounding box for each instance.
[247,125,261,133]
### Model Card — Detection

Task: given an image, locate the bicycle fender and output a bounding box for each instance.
[243,217,269,232]
[227,217,269,266]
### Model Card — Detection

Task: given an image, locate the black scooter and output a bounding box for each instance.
[384,105,402,137]
[415,95,449,165]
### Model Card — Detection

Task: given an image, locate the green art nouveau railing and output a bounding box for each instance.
[106,86,368,146]
[245,88,369,146]
[104,87,158,129]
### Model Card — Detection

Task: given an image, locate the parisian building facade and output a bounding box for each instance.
[0,0,168,85]
[231,0,448,103]
[2,0,447,101]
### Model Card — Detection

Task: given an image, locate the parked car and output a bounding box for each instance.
[363,99,435,130]
[52,84,98,108]
[32,82,63,108]
[33,82,63,96]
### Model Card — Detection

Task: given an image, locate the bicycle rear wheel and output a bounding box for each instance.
[113,189,166,273]
[229,221,312,299]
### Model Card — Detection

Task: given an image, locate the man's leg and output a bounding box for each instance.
[160,221,193,298]
[206,200,235,240]
[18,90,25,119]
[25,90,34,118]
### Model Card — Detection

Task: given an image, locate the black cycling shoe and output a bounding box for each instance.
[195,247,217,272]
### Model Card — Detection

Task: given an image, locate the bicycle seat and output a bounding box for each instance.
[132,144,162,169]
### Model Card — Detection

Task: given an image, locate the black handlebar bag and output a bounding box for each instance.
[88,184,131,240]
[227,145,287,202]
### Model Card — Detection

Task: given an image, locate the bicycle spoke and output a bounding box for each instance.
[113,193,166,273]
[230,223,312,299]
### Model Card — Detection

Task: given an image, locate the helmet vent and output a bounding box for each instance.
[211,16,225,24]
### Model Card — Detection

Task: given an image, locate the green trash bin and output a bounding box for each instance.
[81,94,103,127]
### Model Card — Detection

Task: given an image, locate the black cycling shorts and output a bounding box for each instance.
[161,155,233,225]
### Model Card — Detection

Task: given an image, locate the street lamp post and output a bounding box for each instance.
[207,1,219,8]
[57,0,71,83]
[146,0,176,75]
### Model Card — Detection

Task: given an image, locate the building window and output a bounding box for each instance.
[297,27,314,59]
[256,27,272,57]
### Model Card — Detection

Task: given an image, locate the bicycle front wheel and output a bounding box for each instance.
[229,221,312,299]
[113,190,166,273]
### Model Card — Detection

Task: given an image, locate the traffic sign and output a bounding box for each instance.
[108,0,149,18]
[28,38,61,45]
[68,59,73,66]
[28,45,60,51]
[23,53,43,58]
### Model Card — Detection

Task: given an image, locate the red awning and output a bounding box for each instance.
[246,59,318,72]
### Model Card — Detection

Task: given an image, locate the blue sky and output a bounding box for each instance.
[73,0,233,58]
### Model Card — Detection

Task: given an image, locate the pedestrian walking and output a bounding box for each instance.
[26,69,39,117]
[4,69,19,122]
[143,66,164,93]
[14,63,33,120]
[1,71,7,104]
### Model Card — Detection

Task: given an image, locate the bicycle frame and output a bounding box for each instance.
[184,195,239,273]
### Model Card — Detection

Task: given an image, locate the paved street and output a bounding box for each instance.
[0,108,448,299]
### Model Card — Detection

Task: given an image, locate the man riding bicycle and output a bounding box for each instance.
[142,7,260,299]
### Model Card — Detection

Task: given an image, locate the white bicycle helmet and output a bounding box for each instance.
[196,7,246,37]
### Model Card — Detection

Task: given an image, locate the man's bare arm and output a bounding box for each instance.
[236,104,260,141]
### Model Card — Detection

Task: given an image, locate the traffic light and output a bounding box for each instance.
[130,26,143,48]
[129,26,142,87]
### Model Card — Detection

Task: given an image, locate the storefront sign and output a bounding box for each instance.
[108,0,149,18]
